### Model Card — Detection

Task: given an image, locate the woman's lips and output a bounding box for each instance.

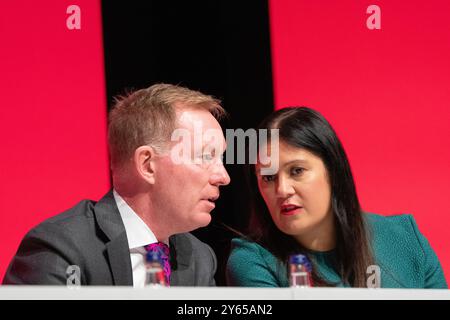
[280,204,302,216]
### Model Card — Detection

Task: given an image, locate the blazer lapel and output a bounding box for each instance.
[94,191,133,286]
[169,234,195,286]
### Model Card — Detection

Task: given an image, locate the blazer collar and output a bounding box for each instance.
[94,190,133,286]
[169,234,195,286]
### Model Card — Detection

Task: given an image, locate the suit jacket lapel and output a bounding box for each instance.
[169,234,195,286]
[94,191,133,286]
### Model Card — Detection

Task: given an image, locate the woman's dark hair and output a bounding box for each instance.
[246,106,374,287]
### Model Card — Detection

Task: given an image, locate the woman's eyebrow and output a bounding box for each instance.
[281,159,308,168]
[256,159,308,175]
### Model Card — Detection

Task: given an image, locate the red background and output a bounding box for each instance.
[0,1,110,280]
[269,0,450,282]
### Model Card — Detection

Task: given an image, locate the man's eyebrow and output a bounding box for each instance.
[201,140,227,154]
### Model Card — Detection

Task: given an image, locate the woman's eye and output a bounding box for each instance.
[261,175,275,182]
[291,167,305,176]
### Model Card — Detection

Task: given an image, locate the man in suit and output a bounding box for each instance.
[3,83,230,286]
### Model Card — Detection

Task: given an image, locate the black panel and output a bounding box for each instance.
[102,0,274,285]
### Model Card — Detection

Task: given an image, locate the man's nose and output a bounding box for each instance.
[210,162,231,187]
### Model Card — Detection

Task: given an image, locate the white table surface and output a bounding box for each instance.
[0,286,449,300]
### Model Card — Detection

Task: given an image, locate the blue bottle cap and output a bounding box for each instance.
[289,254,312,272]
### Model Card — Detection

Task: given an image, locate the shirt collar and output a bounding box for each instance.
[113,189,159,249]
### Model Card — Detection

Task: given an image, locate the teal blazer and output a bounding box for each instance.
[226,213,447,288]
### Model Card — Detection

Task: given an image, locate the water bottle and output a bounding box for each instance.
[289,254,312,287]
[145,250,167,287]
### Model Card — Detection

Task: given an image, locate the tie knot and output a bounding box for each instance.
[145,242,169,258]
[144,242,171,286]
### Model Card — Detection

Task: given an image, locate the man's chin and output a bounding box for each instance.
[194,212,212,228]
[175,212,213,234]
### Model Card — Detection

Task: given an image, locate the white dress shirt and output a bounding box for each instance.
[113,189,167,288]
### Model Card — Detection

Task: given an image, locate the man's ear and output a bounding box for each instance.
[134,145,157,184]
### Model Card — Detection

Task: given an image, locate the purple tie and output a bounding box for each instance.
[145,242,171,286]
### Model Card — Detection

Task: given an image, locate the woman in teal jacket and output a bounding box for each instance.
[226,107,447,288]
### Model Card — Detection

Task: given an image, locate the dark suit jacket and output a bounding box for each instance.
[3,191,217,286]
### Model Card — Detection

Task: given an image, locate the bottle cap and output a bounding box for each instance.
[289,254,312,272]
